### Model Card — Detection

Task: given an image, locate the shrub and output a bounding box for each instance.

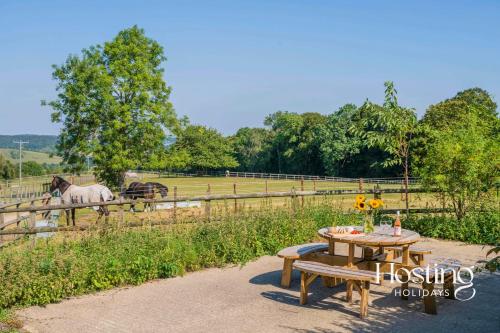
[403,211,500,245]
[0,205,359,309]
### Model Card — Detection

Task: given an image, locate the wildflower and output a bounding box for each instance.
[355,194,366,203]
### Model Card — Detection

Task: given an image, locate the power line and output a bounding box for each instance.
[13,140,29,187]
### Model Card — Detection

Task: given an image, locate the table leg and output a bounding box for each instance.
[401,244,410,300]
[363,247,374,260]
[328,240,335,256]
[347,243,355,268]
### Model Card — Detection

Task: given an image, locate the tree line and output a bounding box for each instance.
[0,156,62,180]
[43,26,499,219]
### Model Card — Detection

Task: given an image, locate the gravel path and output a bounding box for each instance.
[18,238,500,333]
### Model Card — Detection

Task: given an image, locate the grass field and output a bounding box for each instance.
[0,148,62,164]
[1,174,438,230]
[118,175,436,215]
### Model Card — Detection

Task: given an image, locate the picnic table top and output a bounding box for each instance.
[318,226,420,247]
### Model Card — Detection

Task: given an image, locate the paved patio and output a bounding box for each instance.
[18,238,500,333]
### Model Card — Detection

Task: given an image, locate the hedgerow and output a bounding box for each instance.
[403,210,500,245]
[1,204,497,310]
[0,205,356,309]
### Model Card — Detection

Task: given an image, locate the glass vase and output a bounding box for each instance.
[363,213,374,233]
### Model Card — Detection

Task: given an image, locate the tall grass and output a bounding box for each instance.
[2,201,496,310]
[403,210,500,245]
[0,204,358,309]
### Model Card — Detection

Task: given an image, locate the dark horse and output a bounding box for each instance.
[50,176,115,226]
[122,182,169,212]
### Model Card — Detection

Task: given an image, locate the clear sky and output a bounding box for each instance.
[0,0,499,135]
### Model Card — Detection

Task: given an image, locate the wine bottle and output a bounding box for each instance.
[393,211,401,237]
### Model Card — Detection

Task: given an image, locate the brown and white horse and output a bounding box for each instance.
[50,176,115,226]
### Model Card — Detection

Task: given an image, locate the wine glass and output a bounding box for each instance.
[380,216,393,231]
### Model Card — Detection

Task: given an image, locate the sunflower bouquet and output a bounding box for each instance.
[353,194,384,233]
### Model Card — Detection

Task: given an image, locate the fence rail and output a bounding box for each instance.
[130,170,420,185]
[0,187,446,241]
[224,171,419,184]
[0,187,426,215]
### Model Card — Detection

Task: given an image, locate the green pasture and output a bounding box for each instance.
[0,148,61,165]
[53,175,436,226]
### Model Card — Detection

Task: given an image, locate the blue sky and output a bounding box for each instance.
[0,0,499,135]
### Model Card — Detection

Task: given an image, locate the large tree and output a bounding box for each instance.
[417,112,499,219]
[44,26,177,188]
[173,125,238,172]
[319,104,398,177]
[351,82,420,215]
[422,87,498,133]
[231,127,272,172]
[0,155,15,180]
[264,111,326,175]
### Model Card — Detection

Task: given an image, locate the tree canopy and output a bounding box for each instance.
[45,26,178,188]
[422,87,498,133]
[264,111,326,175]
[231,127,271,172]
[172,125,238,172]
[416,112,499,219]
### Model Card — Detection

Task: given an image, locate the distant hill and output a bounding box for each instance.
[0,148,62,165]
[0,135,58,153]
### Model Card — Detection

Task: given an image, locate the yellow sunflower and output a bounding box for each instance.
[357,201,367,211]
[368,199,380,209]
[355,194,366,203]
[377,199,384,207]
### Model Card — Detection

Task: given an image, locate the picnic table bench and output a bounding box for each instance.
[293,260,379,319]
[277,243,328,287]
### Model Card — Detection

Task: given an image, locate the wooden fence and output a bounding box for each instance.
[224,171,420,185]
[0,174,95,202]
[0,187,445,241]
[135,170,420,185]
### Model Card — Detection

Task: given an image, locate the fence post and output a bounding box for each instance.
[29,199,36,229]
[313,180,317,204]
[233,183,237,214]
[359,178,364,191]
[291,186,297,215]
[118,197,124,227]
[401,180,404,201]
[0,210,4,245]
[16,203,20,227]
[173,186,177,223]
[205,184,211,221]
[300,177,304,208]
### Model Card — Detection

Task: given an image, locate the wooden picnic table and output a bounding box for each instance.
[318,226,421,298]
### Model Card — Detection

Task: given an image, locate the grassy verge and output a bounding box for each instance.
[0,308,22,332]
[0,204,359,309]
[1,202,497,311]
[404,210,500,245]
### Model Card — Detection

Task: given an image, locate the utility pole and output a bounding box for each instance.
[13,140,29,187]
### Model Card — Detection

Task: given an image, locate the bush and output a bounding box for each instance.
[0,205,359,309]
[403,211,500,245]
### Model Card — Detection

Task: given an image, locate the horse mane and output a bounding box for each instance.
[52,176,72,194]
[54,176,70,186]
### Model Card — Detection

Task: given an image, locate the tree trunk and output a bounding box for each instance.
[119,171,126,193]
[404,154,410,218]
